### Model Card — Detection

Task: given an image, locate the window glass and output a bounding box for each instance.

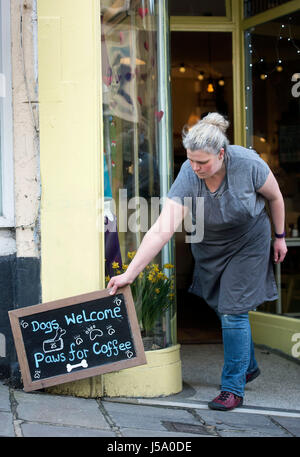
[0,6,3,215]
[244,0,292,18]
[245,11,300,316]
[101,1,173,348]
[171,31,234,176]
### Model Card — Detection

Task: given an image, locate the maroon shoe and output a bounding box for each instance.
[208,391,243,411]
[246,367,261,384]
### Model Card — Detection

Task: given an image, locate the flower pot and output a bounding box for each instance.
[142,336,155,351]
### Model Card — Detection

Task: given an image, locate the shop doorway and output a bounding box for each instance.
[170,31,234,343]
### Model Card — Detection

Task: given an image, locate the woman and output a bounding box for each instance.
[107,112,287,411]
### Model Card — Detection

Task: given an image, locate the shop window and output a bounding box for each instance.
[101,0,161,261]
[101,1,173,348]
[245,11,300,316]
[244,0,292,18]
[171,31,234,177]
[0,2,14,226]
[170,0,226,17]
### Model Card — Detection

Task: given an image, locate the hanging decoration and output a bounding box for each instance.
[246,16,300,81]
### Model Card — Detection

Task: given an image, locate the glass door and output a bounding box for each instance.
[244,8,300,317]
[171,30,234,343]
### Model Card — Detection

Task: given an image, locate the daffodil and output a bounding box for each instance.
[106,258,174,339]
[163,263,174,269]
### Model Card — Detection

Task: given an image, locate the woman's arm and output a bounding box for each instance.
[107,197,188,294]
[257,171,287,263]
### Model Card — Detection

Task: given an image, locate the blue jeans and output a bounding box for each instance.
[220,313,258,398]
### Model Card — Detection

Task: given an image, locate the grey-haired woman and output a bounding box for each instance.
[107,112,287,411]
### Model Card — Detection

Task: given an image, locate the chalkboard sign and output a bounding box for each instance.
[9,286,146,392]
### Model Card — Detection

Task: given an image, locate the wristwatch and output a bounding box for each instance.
[274,231,286,239]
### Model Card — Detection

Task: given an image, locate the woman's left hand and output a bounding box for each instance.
[273,238,288,264]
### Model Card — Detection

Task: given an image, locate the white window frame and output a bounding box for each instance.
[0,0,14,227]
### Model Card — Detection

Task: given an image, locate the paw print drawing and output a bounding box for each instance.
[107,325,115,336]
[113,296,122,306]
[74,335,83,345]
[85,325,103,341]
[34,370,41,379]
[126,350,134,359]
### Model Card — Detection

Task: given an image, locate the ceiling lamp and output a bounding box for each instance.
[206,34,214,93]
[207,78,214,93]
[218,78,225,86]
[197,71,204,80]
[179,63,186,73]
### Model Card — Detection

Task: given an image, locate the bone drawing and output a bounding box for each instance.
[66,359,88,372]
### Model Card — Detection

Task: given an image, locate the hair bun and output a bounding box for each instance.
[201,112,229,133]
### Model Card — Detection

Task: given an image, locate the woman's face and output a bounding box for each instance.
[186,148,225,179]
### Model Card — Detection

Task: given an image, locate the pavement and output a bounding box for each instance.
[1,344,300,440]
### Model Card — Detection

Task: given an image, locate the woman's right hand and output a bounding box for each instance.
[107,272,133,295]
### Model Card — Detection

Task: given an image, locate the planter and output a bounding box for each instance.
[102,343,182,398]
[249,311,300,359]
[46,344,182,398]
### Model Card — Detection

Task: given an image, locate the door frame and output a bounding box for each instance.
[170,0,246,147]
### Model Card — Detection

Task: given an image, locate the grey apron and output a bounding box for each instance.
[189,165,278,315]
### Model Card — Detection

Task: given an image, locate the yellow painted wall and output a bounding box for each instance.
[37,0,104,301]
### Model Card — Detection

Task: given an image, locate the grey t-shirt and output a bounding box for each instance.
[167,145,271,242]
[167,145,277,313]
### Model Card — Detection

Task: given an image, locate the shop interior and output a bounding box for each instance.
[171,15,300,343]
[170,31,234,343]
[101,2,300,347]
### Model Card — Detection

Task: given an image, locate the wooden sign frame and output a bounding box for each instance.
[9,286,146,392]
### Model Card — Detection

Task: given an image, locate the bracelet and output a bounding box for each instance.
[274,231,286,239]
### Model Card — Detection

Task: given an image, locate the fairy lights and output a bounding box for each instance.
[246,16,300,80]
[244,13,300,148]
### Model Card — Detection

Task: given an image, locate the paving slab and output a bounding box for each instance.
[102,401,203,433]
[21,422,116,437]
[197,410,291,437]
[120,427,208,437]
[0,382,11,411]
[0,411,14,437]
[14,390,109,430]
[271,416,300,437]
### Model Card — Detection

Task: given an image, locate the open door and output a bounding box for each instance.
[171,30,234,344]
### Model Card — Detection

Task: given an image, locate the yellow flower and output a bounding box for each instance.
[138,272,144,279]
[152,264,159,272]
[127,251,136,259]
[105,275,110,282]
[155,288,160,294]
[123,264,129,270]
[163,263,174,269]
[112,261,119,269]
